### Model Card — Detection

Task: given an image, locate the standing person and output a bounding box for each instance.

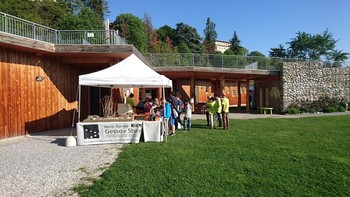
[205,95,211,126]
[221,92,230,130]
[126,93,135,111]
[176,93,184,127]
[162,99,172,136]
[183,100,192,131]
[169,98,177,136]
[215,95,222,128]
[169,92,179,129]
[208,97,217,129]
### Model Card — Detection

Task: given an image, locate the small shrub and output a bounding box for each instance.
[308,108,317,113]
[323,107,337,113]
[337,106,346,112]
[287,107,300,114]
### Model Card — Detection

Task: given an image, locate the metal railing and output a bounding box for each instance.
[1,11,348,69]
[144,53,350,71]
[0,11,126,45]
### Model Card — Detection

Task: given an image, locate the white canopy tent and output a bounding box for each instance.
[78,54,172,121]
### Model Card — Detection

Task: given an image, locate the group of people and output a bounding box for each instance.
[205,92,230,130]
[162,92,192,136]
[125,91,192,136]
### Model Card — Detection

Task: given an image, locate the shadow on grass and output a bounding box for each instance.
[191,123,210,129]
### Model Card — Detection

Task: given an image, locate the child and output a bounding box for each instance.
[183,100,192,131]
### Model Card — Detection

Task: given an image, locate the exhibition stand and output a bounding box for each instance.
[76,54,172,145]
[77,120,163,145]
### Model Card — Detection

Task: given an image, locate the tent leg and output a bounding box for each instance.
[78,85,81,123]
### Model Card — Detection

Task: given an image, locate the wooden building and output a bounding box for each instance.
[153,66,279,113]
[0,15,280,139]
[0,31,143,139]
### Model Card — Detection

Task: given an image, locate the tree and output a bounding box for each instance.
[157,25,175,42]
[0,0,106,30]
[269,45,288,58]
[173,23,202,53]
[113,14,147,52]
[229,31,246,55]
[143,13,161,53]
[203,17,217,54]
[58,6,104,30]
[248,51,265,57]
[269,30,348,62]
[80,0,109,19]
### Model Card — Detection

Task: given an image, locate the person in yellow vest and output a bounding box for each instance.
[221,92,230,130]
[208,97,217,129]
[205,95,211,126]
[215,95,222,127]
[126,93,135,111]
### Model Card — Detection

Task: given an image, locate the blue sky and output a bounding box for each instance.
[107,0,350,56]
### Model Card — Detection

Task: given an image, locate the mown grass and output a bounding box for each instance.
[79,116,350,196]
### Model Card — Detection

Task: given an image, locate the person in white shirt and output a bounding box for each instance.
[183,100,192,131]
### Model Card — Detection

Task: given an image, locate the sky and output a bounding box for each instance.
[107,0,350,56]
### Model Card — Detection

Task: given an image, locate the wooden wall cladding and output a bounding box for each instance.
[0,47,78,139]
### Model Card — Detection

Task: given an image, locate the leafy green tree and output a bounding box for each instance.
[58,6,104,30]
[113,13,147,52]
[269,44,288,58]
[173,23,202,53]
[157,25,175,43]
[176,43,191,53]
[229,31,246,55]
[0,0,106,30]
[270,30,348,62]
[203,17,217,54]
[248,51,265,57]
[80,0,109,19]
[224,49,234,55]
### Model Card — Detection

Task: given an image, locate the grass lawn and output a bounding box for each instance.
[79,116,350,196]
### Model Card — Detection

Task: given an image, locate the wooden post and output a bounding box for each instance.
[237,80,241,111]
[259,88,263,108]
[265,88,269,107]
[246,79,250,113]
[219,76,225,96]
[190,73,195,112]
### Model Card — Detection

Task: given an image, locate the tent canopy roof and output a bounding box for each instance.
[79,54,172,88]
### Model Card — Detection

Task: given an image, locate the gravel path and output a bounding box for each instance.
[1,112,349,197]
[0,128,123,197]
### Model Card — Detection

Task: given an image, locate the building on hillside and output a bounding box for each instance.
[1,12,349,139]
[215,40,230,53]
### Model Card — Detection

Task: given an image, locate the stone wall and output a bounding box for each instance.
[281,62,350,110]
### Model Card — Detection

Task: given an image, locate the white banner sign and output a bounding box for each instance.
[77,121,142,145]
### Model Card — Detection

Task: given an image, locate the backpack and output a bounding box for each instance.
[178,100,184,112]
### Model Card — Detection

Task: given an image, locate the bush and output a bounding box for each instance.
[287,107,301,114]
[337,106,346,112]
[323,107,337,113]
[288,96,348,114]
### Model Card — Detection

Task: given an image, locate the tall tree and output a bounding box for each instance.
[270,29,348,62]
[173,23,202,53]
[269,44,288,58]
[229,31,246,55]
[157,25,175,43]
[203,17,217,54]
[80,0,109,19]
[113,14,147,52]
[248,51,265,57]
[143,13,161,53]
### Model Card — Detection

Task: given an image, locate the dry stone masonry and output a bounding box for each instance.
[281,62,350,110]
